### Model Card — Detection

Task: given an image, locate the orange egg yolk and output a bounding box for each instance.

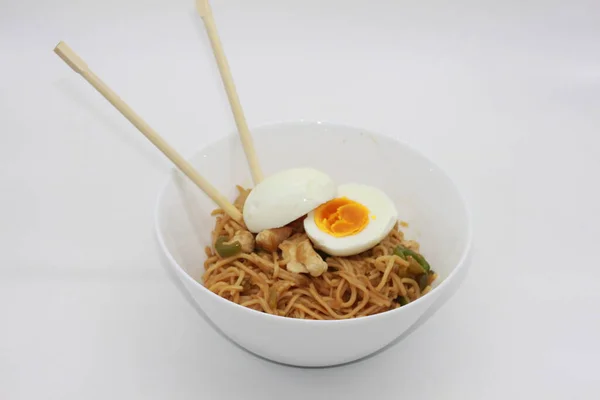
[314,197,370,237]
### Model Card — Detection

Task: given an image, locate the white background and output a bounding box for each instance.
[1,0,599,398]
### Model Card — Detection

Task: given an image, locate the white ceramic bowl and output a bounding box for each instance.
[156,121,471,367]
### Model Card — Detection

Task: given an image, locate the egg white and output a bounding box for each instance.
[304,183,398,256]
[243,168,336,233]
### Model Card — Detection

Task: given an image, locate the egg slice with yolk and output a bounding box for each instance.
[304,184,398,256]
[314,197,370,237]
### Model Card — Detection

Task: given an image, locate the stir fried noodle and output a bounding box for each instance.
[203,187,437,320]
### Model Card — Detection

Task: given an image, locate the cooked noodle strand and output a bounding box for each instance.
[202,188,437,320]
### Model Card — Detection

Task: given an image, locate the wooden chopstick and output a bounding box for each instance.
[196,0,264,185]
[54,41,243,222]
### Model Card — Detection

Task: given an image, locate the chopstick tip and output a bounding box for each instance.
[53,41,66,54]
[53,41,87,74]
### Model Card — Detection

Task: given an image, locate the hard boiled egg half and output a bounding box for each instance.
[243,168,336,233]
[243,167,398,257]
[304,183,398,256]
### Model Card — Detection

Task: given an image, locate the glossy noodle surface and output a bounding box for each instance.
[203,187,437,320]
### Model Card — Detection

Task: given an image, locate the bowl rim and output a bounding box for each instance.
[155,120,473,325]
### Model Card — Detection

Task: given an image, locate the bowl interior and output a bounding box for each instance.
[157,122,469,292]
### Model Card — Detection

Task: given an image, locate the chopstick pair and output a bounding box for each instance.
[54,0,262,223]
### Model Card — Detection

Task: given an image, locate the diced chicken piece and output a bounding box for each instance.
[226,230,255,253]
[297,239,328,277]
[286,260,310,274]
[256,227,293,252]
[279,234,328,277]
[279,234,308,273]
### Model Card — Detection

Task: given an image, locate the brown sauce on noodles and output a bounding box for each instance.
[202,187,437,320]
